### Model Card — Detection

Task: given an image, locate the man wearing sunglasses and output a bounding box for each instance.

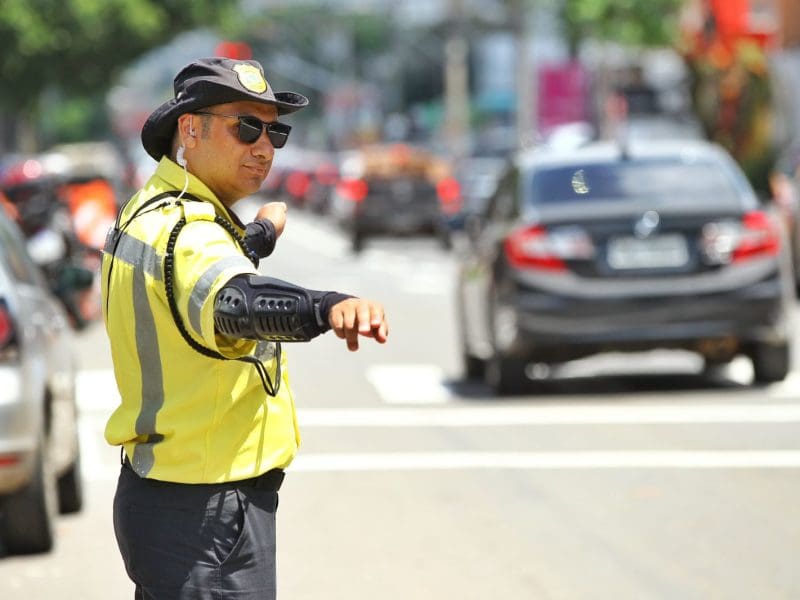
[102,57,388,600]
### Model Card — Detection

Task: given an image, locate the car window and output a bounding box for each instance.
[528,159,745,209]
[0,216,44,285]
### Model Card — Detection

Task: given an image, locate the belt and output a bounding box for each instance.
[122,456,285,492]
[240,468,285,492]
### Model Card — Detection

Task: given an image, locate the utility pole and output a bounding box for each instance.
[511,0,536,150]
[444,0,471,159]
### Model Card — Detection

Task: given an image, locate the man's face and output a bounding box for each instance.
[188,100,280,206]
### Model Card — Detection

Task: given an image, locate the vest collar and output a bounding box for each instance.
[153,157,246,230]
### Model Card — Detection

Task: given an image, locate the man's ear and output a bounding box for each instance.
[177,114,198,149]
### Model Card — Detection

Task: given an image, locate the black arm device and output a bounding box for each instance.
[214,274,327,342]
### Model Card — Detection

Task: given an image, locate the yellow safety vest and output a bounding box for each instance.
[101,157,300,483]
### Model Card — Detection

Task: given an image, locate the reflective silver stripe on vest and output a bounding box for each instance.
[106,230,163,281]
[130,252,164,477]
[104,229,165,475]
[188,256,255,338]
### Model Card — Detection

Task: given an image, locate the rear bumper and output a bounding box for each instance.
[503,273,792,361]
[354,210,443,235]
[0,438,37,496]
[0,390,38,495]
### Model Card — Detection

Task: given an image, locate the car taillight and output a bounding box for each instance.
[436,177,462,215]
[0,454,20,467]
[285,171,312,200]
[0,302,17,361]
[337,179,368,202]
[504,225,594,271]
[734,211,781,261]
[701,210,781,265]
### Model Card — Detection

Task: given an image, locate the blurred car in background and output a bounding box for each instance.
[457,139,795,394]
[0,206,84,554]
[259,147,340,214]
[0,150,111,330]
[329,144,461,252]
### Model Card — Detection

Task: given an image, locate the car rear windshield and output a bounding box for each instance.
[529,159,745,208]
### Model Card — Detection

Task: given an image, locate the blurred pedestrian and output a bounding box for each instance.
[101,57,389,600]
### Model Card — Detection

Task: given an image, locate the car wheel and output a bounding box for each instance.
[463,353,486,380]
[749,342,790,384]
[57,443,83,515]
[0,437,58,554]
[485,353,530,396]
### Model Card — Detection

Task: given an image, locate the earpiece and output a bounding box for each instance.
[177,145,187,167]
[189,116,196,137]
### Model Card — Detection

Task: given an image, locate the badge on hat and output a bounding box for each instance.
[233,64,268,94]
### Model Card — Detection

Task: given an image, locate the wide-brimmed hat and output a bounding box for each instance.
[141,57,309,161]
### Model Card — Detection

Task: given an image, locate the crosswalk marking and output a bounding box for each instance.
[76,367,800,480]
[364,364,451,404]
[290,450,800,471]
[79,367,800,426]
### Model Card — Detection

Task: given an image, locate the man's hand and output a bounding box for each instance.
[255,202,287,237]
[328,298,388,351]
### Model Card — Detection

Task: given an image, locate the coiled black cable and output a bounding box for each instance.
[163,213,282,397]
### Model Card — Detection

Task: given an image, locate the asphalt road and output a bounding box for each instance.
[1,208,799,599]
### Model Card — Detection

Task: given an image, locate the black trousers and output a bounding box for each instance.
[113,463,282,600]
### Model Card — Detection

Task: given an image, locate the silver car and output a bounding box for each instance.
[0,208,83,554]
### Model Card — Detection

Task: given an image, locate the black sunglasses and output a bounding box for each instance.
[193,111,291,148]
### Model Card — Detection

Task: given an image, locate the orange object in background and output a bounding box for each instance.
[60,178,118,250]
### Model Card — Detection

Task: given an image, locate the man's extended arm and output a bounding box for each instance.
[214,274,351,342]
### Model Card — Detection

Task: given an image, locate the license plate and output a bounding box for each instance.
[606,234,689,270]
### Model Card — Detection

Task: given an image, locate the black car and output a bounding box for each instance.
[329,144,460,252]
[457,140,795,394]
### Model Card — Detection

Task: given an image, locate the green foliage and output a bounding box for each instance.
[561,0,684,50]
[0,0,234,114]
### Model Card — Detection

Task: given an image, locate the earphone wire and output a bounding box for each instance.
[175,145,190,202]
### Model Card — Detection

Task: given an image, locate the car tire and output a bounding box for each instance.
[485,353,530,396]
[463,353,486,380]
[0,437,57,554]
[57,444,83,515]
[749,342,790,384]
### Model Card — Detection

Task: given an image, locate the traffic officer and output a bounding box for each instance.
[101,57,389,600]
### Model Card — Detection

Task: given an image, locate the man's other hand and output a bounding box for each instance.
[255,202,287,237]
[328,298,389,351]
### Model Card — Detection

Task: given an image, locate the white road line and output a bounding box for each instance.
[365,364,452,404]
[297,403,800,427]
[76,369,120,413]
[79,450,800,481]
[290,450,800,471]
[78,367,800,426]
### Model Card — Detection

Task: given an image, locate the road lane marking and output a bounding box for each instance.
[365,365,451,404]
[290,451,800,471]
[78,368,800,426]
[79,450,800,482]
[296,403,800,426]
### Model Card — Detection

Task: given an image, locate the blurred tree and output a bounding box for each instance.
[0,0,234,146]
[560,0,684,52]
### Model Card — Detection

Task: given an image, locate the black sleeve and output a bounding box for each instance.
[244,219,277,258]
[214,273,352,342]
